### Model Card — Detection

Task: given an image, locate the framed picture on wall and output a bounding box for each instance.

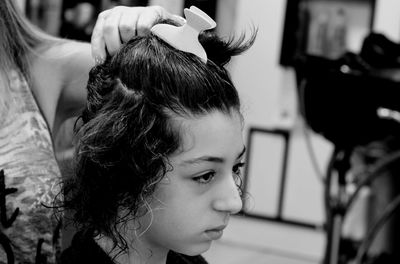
[279,0,376,67]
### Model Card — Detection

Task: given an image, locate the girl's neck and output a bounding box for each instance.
[95,234,168,264]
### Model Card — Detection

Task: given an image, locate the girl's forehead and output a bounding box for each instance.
[169,111,244,160]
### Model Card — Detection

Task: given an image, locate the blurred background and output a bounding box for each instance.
[16,0,400,263]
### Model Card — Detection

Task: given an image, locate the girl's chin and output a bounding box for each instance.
[176,240,212,256]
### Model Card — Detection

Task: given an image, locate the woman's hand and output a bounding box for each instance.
[91,5,185,64]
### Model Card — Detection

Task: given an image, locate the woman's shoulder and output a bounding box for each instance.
[30,39,93,129]
[31,39,92,99]
[32,40,92,81]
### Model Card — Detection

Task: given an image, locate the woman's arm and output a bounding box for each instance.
[32,6,184,133]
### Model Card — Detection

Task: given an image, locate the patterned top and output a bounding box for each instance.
[0,70,61,264]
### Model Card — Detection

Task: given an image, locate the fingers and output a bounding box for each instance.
[136,7,161,36]
[91,5,186,64]
[119,9,141,43]
[136,6,185,36]
[102,8,123,56]
[91,9,110,63]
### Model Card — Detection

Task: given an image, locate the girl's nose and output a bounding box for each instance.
[212,175,243,214]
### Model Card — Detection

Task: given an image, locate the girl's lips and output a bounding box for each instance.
[205,229,223,240]
[204,225,226,240]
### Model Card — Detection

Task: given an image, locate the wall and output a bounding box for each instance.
[374,0,400,41]
[219,0,331,225]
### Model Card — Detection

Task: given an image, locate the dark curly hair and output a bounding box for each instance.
[59,25,255,251]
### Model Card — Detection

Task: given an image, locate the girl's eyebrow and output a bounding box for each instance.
[181,146,246,165]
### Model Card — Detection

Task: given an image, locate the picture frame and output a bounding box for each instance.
[279,0,376,67]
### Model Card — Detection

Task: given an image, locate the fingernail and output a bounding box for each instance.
[176,15,186,25]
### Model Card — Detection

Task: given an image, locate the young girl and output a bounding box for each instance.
[59,9,255,264]
[0,1,183,263]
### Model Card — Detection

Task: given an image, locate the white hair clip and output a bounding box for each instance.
[150,6,216,63]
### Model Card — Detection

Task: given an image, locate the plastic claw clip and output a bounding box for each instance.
[150,6,217,63]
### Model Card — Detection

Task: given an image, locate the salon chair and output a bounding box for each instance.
[295,53,400,149]
[294,34,400,264]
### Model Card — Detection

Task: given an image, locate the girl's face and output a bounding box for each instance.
[135,110,245,256]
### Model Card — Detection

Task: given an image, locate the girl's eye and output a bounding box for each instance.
[193,172,216,184]
[233,162,245,195]
[233,162,245,177]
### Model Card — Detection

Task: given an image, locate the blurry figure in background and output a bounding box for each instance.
[0,0,184,262]
[25,0,63,36]
[57,7,255,264]
[60,0,98,41]
[59,0,150,42]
